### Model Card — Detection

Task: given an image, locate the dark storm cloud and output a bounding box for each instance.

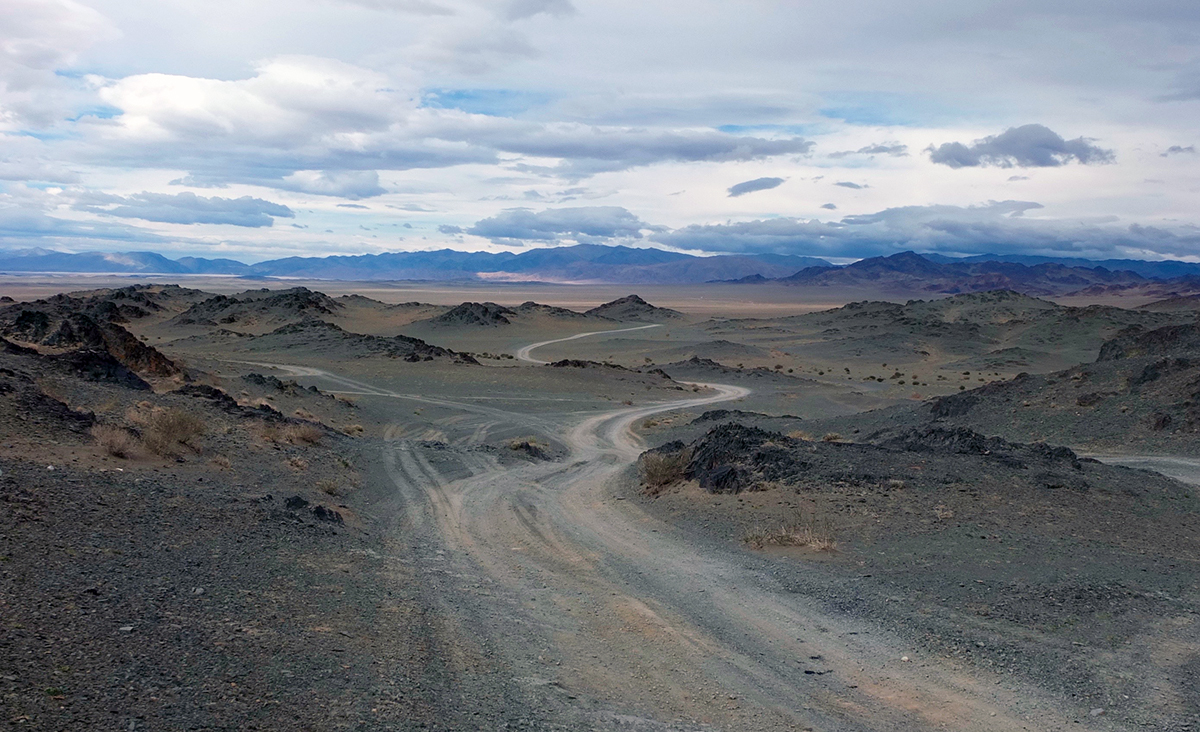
[467,206,655,245]
[651,200,1200,260]
[73,191,294,227]
[927,124,1114,168]
[727,177,785,197]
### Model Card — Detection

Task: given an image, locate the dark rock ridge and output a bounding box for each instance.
[639,421,1169,497]
[170,287,343,327]
[427,302,515,327]
[0,295,179,377]
[217,319,478,364]
[584,295,683,322]
[548,359,629,370]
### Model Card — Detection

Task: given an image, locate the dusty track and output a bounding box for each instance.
[514,324,662,364]
[264,335,1106,730]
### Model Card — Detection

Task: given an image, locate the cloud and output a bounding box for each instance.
[828,143,908,159]
[467,206,655,245]
[652,200,1200,260]
[834,181,865,189]
[820,203,837,210]
[0,0,119,128]
[437,224,463,234]
[277,170,387,199]
[727,177,784,197]
[73,191,294,227]
[79,57,812,188]
[1008,175,1029,181]
[331,0,455,14]
[928,124,1114,168]
[337,203,369,208]
[1162,145,1196,156]
[505,0,574,20]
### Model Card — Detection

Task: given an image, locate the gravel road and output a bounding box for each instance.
[264,330,1129,731]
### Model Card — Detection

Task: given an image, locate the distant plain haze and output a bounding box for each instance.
[1,0,1199,264]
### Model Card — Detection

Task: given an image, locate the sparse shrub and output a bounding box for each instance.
[282,424,322,446]
[210,454,232,470]
[287,456,310,471]
[934,504,955,520]
[293,408,317,420]
[621,399,633,406]
[743,513,836,551]
[91,425,139,458]
[787,429,812,441]
[250,421,281,443]
[508,436,547,451]
[342,423,365,436]
[317,479,342,497]
[143,408,205,457]
[821,432,843,442]
[887,478,906,490]
[639,449,691,492]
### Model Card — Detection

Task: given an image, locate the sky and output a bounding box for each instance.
[1,0,1199,263]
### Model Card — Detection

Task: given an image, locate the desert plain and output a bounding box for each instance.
[1,276,1198,732]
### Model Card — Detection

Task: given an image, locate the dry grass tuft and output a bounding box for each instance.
[786,429,811,441]
[317,479,343,497]
[142,408,205,457]
[210,454,232,470]
[91,425,139,458]
[342,424,365,436]
[743,513,837,551]
[821,432,843,443]
[282,424,323,446]
[639,448,691,493]
[287,456,310,471]
[249,421,281,443]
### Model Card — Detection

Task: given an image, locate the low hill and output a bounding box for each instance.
[584,295,683,322]
[703,290,1194,373]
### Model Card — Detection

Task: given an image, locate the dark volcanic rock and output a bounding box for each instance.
[428,302,515,327]
[1098,322,1200,361]
[584,295,683,322]
[171,288,342,327]
[549,359,629,370]
[0,297,179,377]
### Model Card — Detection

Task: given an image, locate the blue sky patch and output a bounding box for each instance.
[422,88,553,117]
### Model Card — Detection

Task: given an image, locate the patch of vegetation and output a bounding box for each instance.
[90,424,139,458]
[743,513,836,552]
[639,448,691,493]
[142,408,205,457]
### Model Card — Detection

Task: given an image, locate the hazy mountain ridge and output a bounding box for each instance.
[4,245,1200,294]
[0,244,827,284]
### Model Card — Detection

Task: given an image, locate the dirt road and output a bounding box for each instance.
[514,324,662,364]
[271,332,1114,730]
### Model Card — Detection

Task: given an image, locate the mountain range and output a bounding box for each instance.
[0,245,827,284]
[3,245,1200,295]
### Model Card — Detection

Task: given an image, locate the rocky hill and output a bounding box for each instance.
[0,294,180,377]
[584,294,683,322]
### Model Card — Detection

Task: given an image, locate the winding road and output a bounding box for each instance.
[265,327,1102,730]
[514,323,662,364]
